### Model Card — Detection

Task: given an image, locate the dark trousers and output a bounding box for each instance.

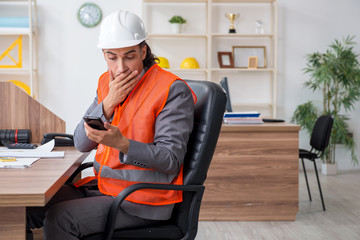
[26,184,158,240]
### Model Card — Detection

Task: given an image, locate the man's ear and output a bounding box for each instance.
[141,44,147,61]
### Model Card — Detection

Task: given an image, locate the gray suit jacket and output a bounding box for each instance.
[74,78,194,220]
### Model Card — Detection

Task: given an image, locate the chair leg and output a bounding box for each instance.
[301,158,312,201]
[313,160,326,211]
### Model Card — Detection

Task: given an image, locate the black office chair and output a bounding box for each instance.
[68,80,226,240]
[300,115,333,211]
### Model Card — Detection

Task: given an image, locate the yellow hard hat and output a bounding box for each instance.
[180,57,200,69]
[156,57,170,68]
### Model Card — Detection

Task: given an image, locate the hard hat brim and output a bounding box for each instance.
[97,38,147,49]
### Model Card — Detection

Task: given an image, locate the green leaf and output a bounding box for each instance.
[168,16,186,24]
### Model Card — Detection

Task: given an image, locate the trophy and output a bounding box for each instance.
[256,19,264,34]
[225,13,239,33]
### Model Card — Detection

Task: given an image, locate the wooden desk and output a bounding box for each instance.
[200,123,300,221]
[0,148,89,240]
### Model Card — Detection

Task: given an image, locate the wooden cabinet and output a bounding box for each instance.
[0,0,38,98]
[200,123,300,221]
[143,0,278,117]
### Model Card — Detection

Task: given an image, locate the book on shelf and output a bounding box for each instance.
[223,111,261,118]
[223,111,264,124]
[223,117,264,124]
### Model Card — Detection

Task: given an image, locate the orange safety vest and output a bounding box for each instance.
[75,64,196,206]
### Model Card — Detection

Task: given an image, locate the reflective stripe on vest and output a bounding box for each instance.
[76,64,196,206]
[93,160,177,183]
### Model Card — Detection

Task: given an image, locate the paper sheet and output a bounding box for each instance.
[0,140,64,168]
[0,158,39,168]
[0,138,55,152]
[0,151,64,158]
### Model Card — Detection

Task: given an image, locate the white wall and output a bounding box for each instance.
[32,0,359,170]
[36,0,141,134]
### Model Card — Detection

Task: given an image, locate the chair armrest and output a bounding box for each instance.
[66,162,94,184]
[104,183,205,240]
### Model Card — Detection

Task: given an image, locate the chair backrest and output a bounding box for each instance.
[183,80,226,185]
[173,80,226,236]
[310,115,334,152]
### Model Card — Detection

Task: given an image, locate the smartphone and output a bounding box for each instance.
[83,116,107,130]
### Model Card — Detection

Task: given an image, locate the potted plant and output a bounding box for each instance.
[168,15,186,34]
[291,36,360,174]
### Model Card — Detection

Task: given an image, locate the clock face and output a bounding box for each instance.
[77,3,102,28]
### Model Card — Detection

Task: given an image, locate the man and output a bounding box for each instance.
[26,10,195,239]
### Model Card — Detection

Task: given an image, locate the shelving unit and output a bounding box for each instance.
[0,0,38,98]
[143,0,277,117]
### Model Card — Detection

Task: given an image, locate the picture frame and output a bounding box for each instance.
[248,56,258,69]
[232,46,267,68]
[217,52,234,68]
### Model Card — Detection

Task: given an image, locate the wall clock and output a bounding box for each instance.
[77,3,102,28]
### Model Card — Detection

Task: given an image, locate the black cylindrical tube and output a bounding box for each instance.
[0,129,31,145]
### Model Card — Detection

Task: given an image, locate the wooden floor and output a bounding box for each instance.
[197,170,360,240]
[34,170,360,240]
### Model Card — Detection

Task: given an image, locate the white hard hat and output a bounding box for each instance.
[97,10,148,49]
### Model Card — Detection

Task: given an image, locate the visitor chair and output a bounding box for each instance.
[68,80,227,240]
[300,115,333,211]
